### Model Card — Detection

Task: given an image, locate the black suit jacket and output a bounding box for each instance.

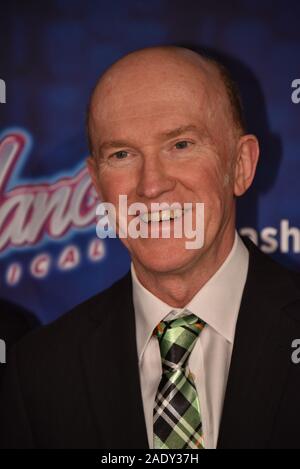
[0,237,299,449]
[0,300,39,384]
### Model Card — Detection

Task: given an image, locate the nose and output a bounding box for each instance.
[136,153,176,200]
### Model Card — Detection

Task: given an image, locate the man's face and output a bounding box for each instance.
[88,57,238,275]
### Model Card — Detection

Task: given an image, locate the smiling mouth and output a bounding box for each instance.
[139,208,191,223]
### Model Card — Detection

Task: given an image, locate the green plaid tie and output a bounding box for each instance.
[153,314,206,449]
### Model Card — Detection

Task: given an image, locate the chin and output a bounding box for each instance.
[130,238,202,274]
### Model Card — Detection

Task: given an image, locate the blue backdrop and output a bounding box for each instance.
[0,0,299,324]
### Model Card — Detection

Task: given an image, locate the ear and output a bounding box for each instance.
[234,134,260,197]
[86,155,103,201]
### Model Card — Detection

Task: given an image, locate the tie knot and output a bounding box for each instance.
[154,314,205,372]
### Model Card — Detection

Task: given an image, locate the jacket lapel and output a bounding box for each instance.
[218,238,300,448]
[80,272,149,449]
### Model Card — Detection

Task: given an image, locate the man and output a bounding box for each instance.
[0,299,38,383]
[0,46,299,449]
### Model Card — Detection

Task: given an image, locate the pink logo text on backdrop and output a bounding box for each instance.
[0,132,98,254]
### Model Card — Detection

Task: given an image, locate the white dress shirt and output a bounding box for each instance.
[131,231,249,449]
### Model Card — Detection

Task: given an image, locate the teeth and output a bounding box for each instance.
[161,209,171,221]
[152,211,161,222]
[140,212,149,223]
[174,208,184,219]
[140,209,185,223]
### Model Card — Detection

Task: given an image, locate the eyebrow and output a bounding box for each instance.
[99,124,200,153]
[158,125,199,139]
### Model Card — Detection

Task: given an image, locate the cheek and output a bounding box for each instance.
[182,159,232,221]
[184,157,228,199]
[97,170,134,204]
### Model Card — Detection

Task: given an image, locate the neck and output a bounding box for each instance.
[132,226,236,308]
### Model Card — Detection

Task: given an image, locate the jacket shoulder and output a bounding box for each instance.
[242,235,300,316]
[0,300,39,348]
[9,271,131,361]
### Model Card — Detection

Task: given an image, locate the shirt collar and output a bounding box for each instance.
[131,231,249,362]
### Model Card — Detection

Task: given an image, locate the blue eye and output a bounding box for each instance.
[175,141,189,149]
[113,150,128,159]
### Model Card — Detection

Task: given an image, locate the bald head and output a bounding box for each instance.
[86,46,245,155]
